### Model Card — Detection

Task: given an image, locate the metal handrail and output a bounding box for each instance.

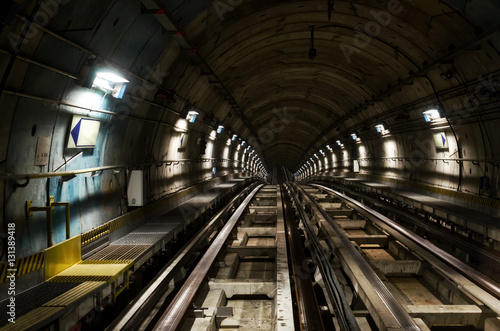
[310,156,500,164]
[0,158,246,180]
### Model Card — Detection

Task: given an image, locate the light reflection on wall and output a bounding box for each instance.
[343,150,349,168]
[68,88,108,115]
[234,150,240,169]
[383,139,398,169]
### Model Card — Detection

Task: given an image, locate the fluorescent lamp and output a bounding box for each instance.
[422,108,441,122]
[186,110,199,123]
[217,125,224,134]
[96,72,129,83]
[351,133,357,140]
[93,71,129,99]
[226,138,231,146]
[92,76,113,90]
[232,134,237,141]
[209,130,216,140]
[375,124,385,133]
[336,140,341,146]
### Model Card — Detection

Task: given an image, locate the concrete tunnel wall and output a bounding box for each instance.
[1,0,500,259]
[0,0,265,258]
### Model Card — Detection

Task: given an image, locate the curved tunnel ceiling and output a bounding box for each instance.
[2,0,500,173]
[164,0,498,170]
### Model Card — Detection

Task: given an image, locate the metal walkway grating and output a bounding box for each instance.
[87,245,150,261]
[48,261,134,284]
[112,233,167,245]
[0,282,81,326]
[42,281,107,307]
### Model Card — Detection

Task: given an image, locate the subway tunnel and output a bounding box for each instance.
[1,0,500,330]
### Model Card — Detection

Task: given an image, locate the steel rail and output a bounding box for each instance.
[285,183,360,331]
[313,180,500,269]
[312,184,500,313]
[152,184,263,330]
[281,185,325,331]
[106,182,260,330]
[300,185,420,330]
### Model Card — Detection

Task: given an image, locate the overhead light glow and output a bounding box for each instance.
[174,118,188,132]
[217,125,224,134]
[336,140,341,146]
[351,133,357,140]
[232,134,237,141]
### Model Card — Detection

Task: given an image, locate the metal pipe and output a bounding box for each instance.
[0,48,180,115]
[0,48,78,79]
[0,158,241,180]
[0,1,44,96]
[52,202,70,239]
[28,197,70,246]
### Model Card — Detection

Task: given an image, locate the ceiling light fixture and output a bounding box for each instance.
[422,108,442,122]
[209,130,216,140]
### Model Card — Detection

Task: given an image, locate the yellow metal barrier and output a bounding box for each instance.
[47,260,134,302]
[44,235,81,281]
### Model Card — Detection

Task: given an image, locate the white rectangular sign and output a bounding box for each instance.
[35,137,51,166]
[67,116,101,148]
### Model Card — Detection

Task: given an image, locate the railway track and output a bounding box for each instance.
[292,183,500,330]
[108,180,500,330]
